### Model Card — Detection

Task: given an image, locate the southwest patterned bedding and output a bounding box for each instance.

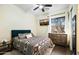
[13,36,55,55]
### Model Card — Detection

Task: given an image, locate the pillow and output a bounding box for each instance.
[14,37,19,40]
[25,33,32,38]
[31,33,35,37]
[25,33,35,37]
[18,33,26,39]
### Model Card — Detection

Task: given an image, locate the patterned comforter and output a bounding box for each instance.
[13,36,55,55]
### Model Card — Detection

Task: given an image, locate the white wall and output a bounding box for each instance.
[36,13,49,36]
[0,5,37,42]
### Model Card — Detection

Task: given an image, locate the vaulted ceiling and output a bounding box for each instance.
[15,4,69,16]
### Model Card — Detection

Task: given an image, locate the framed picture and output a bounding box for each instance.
[40,18,49,26]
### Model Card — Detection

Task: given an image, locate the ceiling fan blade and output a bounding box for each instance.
[44,4,52,7]
[33,6,39,10]
[42,8,45,12]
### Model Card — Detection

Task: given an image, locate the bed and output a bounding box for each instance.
[11,30,55,55]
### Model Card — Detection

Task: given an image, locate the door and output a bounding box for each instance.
[72,15,76,55]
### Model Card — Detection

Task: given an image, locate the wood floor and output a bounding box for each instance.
[3,45,70,55]
[52,45,70,55]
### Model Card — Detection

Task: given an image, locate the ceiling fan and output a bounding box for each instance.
[33,4,52,12]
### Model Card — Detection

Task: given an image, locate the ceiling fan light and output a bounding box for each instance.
[39,5,43,9]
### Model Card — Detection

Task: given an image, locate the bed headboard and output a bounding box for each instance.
[11,30,31,38]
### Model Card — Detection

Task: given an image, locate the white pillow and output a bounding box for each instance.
[26,33,32,38]
[18,34,26,39]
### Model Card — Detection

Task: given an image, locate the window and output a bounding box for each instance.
[50,16,65,34]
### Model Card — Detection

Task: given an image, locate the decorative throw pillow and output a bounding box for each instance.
[18,34,26,39]
[25,33,32,38]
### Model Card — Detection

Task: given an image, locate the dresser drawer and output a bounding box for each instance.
[48,33,67,46]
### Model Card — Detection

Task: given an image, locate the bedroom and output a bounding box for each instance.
[0,4,77,55]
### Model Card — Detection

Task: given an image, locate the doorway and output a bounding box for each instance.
[71,15,76,55]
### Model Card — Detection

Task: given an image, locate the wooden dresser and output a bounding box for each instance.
[48,33,67,47]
